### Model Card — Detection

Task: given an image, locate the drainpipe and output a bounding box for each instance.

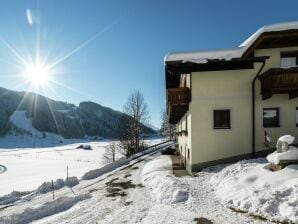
[252,60,267,158]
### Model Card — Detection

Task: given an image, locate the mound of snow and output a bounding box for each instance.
[267,146,298,164]
[65,176,79,187]
[209,159,298,223]
[0,194,91,224]
[277,135,295,145]
[142,155,189,204]
[0,190,32,206]
[36,177,79,194]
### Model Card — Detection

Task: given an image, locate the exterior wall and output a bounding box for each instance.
[185,46,298,171]
[176,113,192,173]
[254,47,298,151]
[190,68,256,167]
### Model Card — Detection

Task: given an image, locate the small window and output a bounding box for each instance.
[281,51,298,68]
[187,148,190,160]
[213,110,231,129]
[281,57,296,67]
[263,108,280,127]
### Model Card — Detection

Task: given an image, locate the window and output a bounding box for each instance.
[187,148,190,160]
[263,108,280,127]
[281,51,298,68]
[213,110,231,129]
[281,57,296,67]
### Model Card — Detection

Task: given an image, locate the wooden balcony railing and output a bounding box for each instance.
[259,67,298,100]
[166,87,191,124]
[167,87,191,105]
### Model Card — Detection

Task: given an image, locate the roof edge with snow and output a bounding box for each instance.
[165,21,298,64]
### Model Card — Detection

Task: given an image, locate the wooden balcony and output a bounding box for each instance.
[167,88,191,124]
[259,67,298,100]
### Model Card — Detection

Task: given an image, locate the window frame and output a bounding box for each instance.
[280,51,298,68]
[213,109,231,130]
[263,107,280,128]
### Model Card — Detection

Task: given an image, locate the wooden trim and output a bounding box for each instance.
[242,30,298,58]
[259,67,298,100]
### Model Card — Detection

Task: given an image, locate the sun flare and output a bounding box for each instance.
[25,63,49,86]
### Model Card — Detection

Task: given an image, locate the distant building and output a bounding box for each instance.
[164,22,298,173]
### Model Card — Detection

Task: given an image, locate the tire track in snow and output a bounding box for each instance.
[0,165,7,175]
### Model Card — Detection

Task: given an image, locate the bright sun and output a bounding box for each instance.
[25,63,49,86]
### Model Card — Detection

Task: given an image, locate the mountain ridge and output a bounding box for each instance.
[0,86,156,138]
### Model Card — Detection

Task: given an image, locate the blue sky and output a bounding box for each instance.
[0,0,297,128]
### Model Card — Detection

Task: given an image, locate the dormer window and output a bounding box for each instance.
[281,51,298,68]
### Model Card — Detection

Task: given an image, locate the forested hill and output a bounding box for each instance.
[0,87,156,138]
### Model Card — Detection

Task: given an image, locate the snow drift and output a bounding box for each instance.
[0,194,91,224]
[267,146,298,164]
[36,177,79,194]
[209,159,298,223]
[142,155,189,204]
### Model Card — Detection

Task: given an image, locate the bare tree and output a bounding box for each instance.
[160,110,175,140]
[119,90,150,157]
[104,142,117,163]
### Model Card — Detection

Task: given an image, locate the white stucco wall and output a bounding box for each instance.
[176,46,298,171]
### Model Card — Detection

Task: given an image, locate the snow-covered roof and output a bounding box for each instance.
[165,21,298,64]
[239,21,298,47]
[165,48,244,64]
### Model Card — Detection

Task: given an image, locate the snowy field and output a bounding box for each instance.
[0,137,163,196]
[0,152,279,224]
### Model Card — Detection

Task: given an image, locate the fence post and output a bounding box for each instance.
[52,179,55,200]
[67,165,68,183]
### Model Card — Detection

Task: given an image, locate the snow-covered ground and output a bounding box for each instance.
[0,138,164,196]
[210,159,298,223]
[2,141,294,224]
[0,151,278,224]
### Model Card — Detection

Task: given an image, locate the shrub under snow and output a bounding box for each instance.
[142,155,189,204]
[209,159,298,223]
[0,190,32,206]
[36,177,79,194]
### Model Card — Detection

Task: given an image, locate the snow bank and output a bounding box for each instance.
[209,159,298,223]
[0,194,91,224]
[36,177,79,194]
[142,155,190,204]
[267,146,298,164]
[0,190,32,206]
[82,142,172,180]
[82,157,128,180]
[66,176,79,187]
